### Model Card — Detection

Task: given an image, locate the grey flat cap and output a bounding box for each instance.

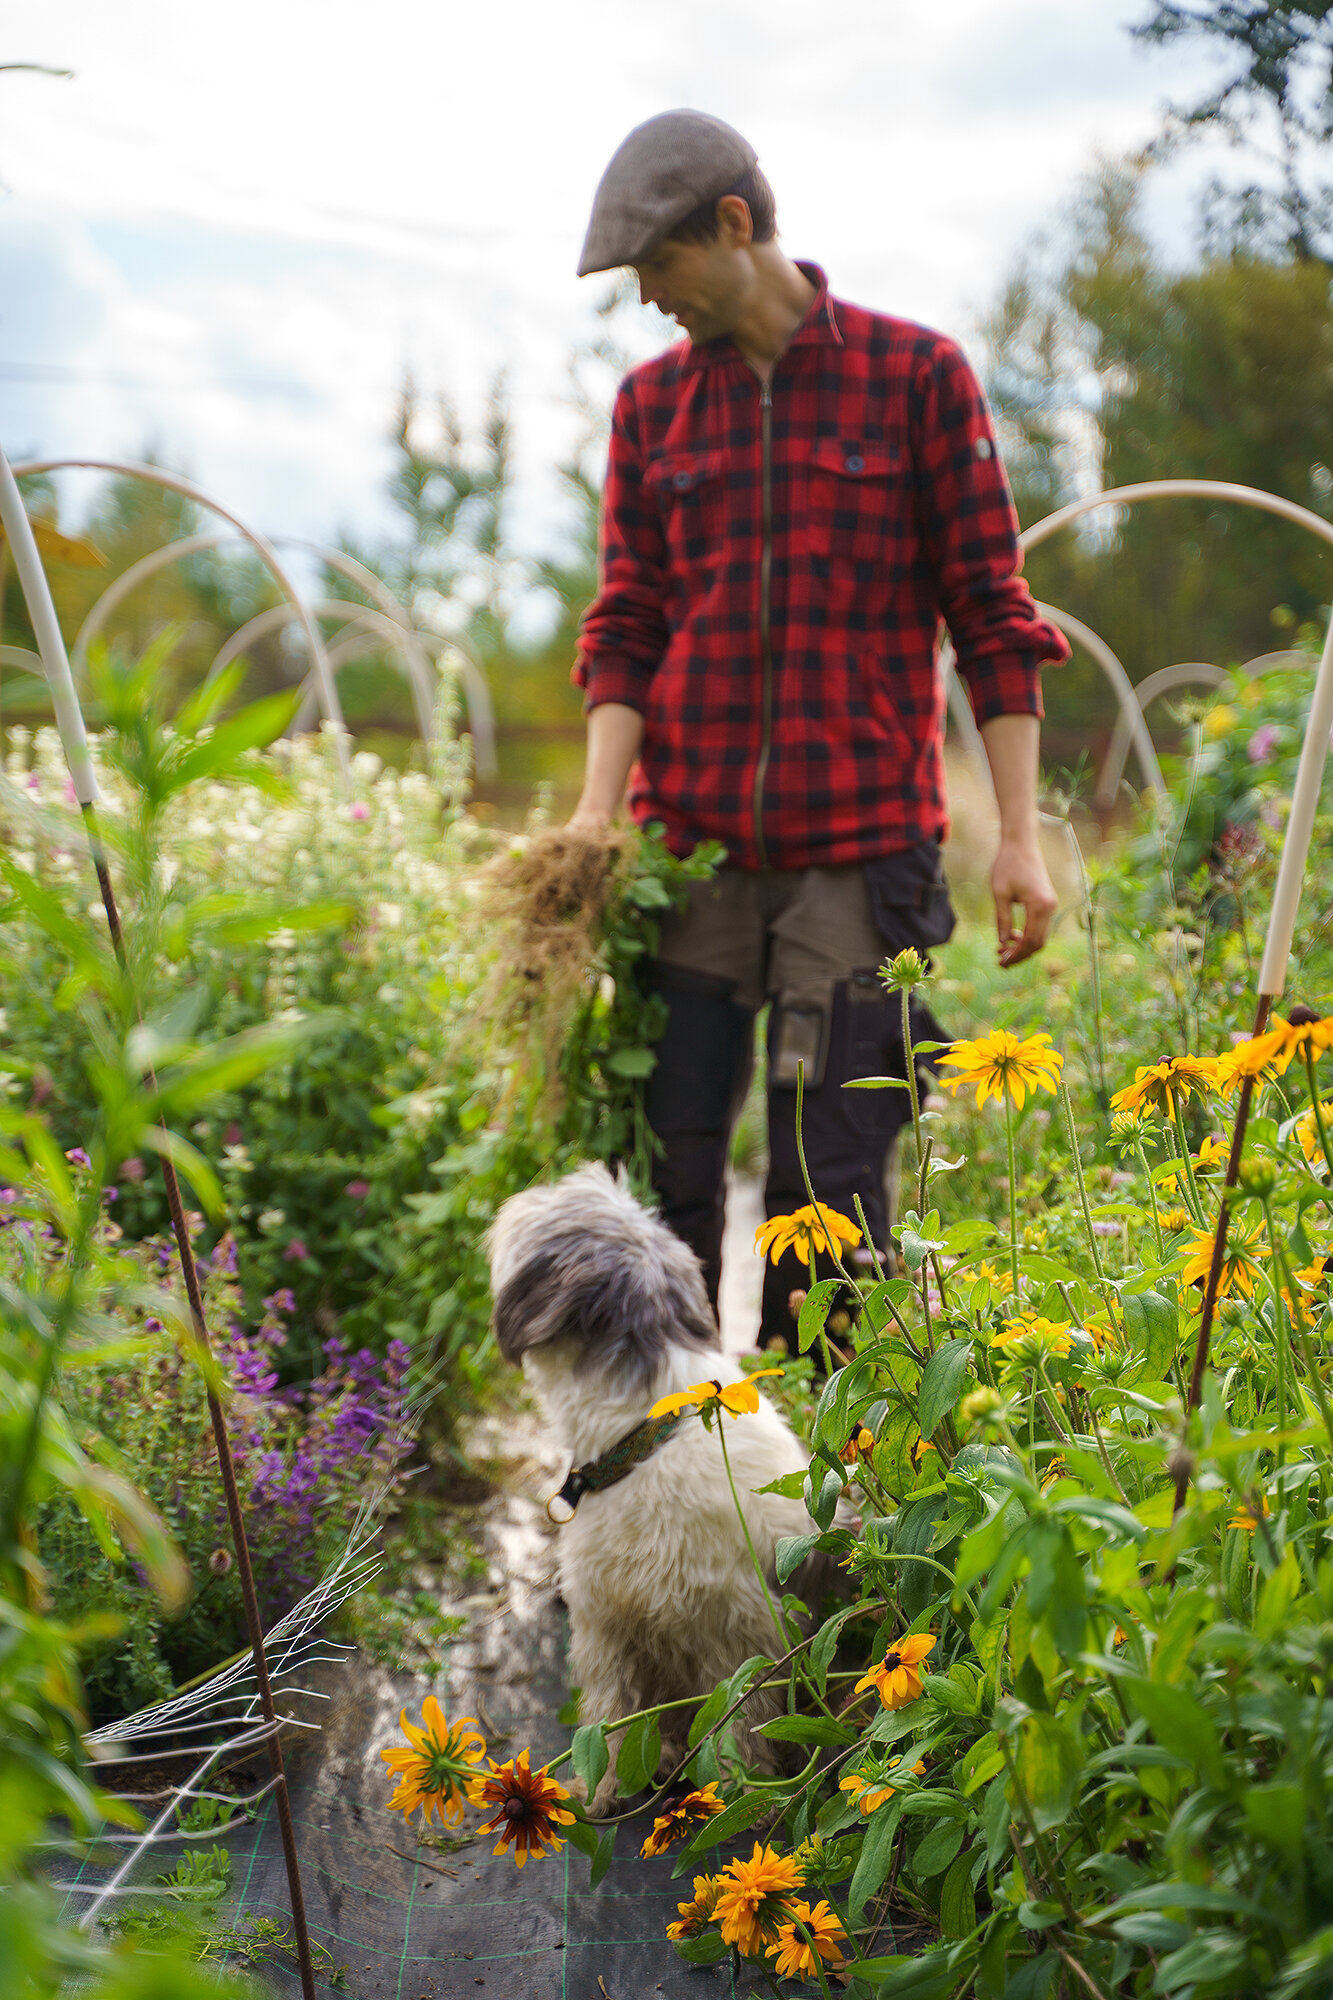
[577,110,758,277]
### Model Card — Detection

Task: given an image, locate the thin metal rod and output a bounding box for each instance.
[85,811,318,2000]
[0,446,317,1999]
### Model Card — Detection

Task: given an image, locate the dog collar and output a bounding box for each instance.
[546,1409,687,1524]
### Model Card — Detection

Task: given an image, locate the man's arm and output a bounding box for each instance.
[568,701,645,833]
[979,712,1056,967]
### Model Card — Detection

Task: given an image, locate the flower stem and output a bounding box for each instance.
[1005,1097,1020,1294]
[1136,1141,1166,1261]
[1058,1078,1118,1324]
[1170,1099,1207,1225]
[717,1418,792,1652]
[1304,1051,1333,1181]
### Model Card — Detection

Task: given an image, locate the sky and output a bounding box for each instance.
[0,0,1227,615]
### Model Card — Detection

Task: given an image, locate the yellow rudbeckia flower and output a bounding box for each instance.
[1110,1055,1221,1119]
[754,1203,861,1272]
[649,1370,784,1421]
[937,1028,1063,1110]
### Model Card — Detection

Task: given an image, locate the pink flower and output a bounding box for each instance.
[1247,724,1279,764]
[64,1147,91,1170]
[224,1123,243,1147]
[283,1238,309,1262]
[345,1180,371,1201]
[119,1157,146,1183]
[349,801,369,822]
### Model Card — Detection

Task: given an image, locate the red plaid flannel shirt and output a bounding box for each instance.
[573,264,1068,871]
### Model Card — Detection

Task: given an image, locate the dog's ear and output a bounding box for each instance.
[491,1229,718,1390]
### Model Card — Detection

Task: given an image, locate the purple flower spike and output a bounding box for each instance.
[283,1238,309,1263]
[65,1148,92,1170]
[1247,724,1279,764]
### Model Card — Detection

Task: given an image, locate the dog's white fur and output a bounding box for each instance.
[487,1164,824,1813]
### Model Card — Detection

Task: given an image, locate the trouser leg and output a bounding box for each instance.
[762,972,916,1350]
[642,962,755,1316]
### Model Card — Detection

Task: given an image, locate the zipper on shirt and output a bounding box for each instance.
[751,377,774,869]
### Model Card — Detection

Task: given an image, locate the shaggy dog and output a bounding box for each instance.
[487,1163,826,1815]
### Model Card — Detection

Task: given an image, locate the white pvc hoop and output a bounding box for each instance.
[10,458,350,781]
[64,526,498,778]
[1019,477,1333,996]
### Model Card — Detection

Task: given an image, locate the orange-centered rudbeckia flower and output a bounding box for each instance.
[767,1898,848,1979]
[1213,1033,1285,1099]
[712,1842,804,1956]
[1266,1011,1333,1073]
[466,1750,576,1867]
[380,1697,486,1826]
[639,1783,725,1858]
[837,1755,926,1816]
[666,1874,720,1940]
[854,1632,936,1709]
[649,1370,783,1421]
[754,1203,862,1272]
[937,1028,1063,1110]
[1110,1055,1220,1119]
[1179,1223,1268,1299]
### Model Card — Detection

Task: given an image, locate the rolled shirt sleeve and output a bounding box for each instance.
[910,337,1069,723]
[572,381,669,712]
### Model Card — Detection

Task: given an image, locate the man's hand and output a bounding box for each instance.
[977,713,1056,967]
[991,836,1057,966]
[568,701,644,835]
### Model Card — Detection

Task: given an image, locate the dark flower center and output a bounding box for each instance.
[882,1650,903,1671]
[504,1796,531,1822]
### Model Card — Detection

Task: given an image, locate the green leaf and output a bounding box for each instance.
[1014,1712,1084,1832]
[1125,1679,1225,1788]
[570,1725,608,1800]
[797,1278,841,1353]
[872,1405,920,1498]
[754,1469,807,1499]
[564,1816,599,1860]
[775,1532,821,1585]
[590,1824,617,1888]
[166,689,303,791]
[912,1816,965,1878]
[938,1848,977,1937]
[957,1733,1005,1798]
[670,1930,729,1965]
[803,1463,844,1531]
[605,1046,657,1078]
[1122,1289,1178,1380]
[1244,1782,1304,1858]
[756,1715,855,1746]
[847,1796,901,1924]
[918,1338,973,1439]
[843,1074,910,1088]
[615,1713,661,1794]
[677,1789,771,1864]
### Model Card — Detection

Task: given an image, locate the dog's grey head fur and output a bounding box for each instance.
[486,1164,717,1392]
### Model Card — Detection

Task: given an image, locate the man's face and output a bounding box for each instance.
[631,204,753,344]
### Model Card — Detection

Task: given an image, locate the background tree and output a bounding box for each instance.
[1132,2,1333,262]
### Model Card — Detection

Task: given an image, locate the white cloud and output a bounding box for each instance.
[0,0,1229,562]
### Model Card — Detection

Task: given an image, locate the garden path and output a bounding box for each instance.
[226,1176,773,1999]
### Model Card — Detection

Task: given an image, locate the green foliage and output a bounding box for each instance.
[987,159,1333,769]
[1132,2,1333,262]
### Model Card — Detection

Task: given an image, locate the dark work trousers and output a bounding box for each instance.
[641,853,952,1352]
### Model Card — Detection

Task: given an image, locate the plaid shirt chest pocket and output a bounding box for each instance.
[805,439,903,561]
[643,450,724,570]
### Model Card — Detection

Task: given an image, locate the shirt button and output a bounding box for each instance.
[845,453,864,472]
[975,437,993,459]
[673,470,693,490]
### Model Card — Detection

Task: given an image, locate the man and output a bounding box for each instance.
[568,110,1068,1347]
